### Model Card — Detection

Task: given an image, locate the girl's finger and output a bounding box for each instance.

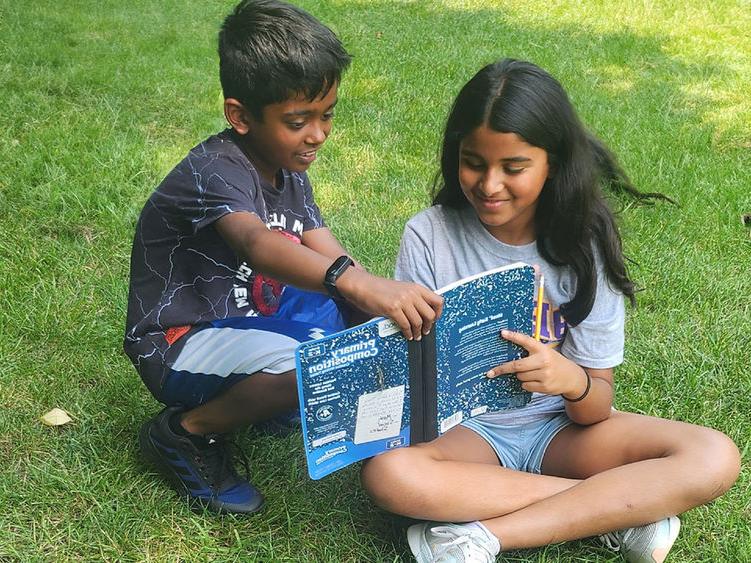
[500,329,544,351]
[486,356,541,378]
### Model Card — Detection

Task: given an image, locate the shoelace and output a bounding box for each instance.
[599,532,622,551]
[196,434,248,492]
[430,527,494,562]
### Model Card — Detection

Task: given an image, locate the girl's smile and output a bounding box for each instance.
[458,126,549,245]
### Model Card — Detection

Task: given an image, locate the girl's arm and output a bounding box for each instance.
[487,331,614,425]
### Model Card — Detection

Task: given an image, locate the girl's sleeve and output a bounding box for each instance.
[560,266,625,369]
[394,218,438,291]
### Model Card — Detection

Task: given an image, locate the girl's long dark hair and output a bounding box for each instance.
[433,59,671,326]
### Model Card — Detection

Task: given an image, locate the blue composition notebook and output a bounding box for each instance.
[295,262,535,479]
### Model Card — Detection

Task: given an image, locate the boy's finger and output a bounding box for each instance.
[421,287,444,319]
[402,304,424,341]
[390,310,413,341]
[413,298,437,335]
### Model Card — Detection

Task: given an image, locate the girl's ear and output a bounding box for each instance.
[224,98,251,135]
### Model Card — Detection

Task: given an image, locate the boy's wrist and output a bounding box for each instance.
[323,255,354,299]
[334,265,367,301]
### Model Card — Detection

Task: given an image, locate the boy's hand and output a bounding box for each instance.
[485,330,586,398]
[336,268,443,341]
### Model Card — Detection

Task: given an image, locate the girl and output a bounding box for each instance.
[360,59,740,562]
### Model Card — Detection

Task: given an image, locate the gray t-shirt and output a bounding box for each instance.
[395,205,625,424]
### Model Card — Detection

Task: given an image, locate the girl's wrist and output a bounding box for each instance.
[562,369,591,402]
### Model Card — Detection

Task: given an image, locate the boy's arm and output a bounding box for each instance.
[215,212,443,340]
[301,227,363,269]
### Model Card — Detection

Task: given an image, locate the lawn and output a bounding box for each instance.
[0,0,749,561]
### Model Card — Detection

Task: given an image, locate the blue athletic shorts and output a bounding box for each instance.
[158,287,348,409]
[462,412,572,474]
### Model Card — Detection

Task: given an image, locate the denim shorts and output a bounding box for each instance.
[462,412,572,474]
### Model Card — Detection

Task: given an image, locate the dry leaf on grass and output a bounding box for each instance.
[40,408,73,427]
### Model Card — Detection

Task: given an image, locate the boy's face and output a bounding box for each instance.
[230,84,338,187]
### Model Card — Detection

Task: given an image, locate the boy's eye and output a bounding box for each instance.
[287,121,306,130]
[322,111,335,121]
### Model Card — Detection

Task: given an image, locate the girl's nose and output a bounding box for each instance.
[479,170,505,196]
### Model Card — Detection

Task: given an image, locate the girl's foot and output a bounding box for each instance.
[407,521,500,562]
[599,516,681,563]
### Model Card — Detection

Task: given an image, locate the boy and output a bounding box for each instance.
[125,0,442,515]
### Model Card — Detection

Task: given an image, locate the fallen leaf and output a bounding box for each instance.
[41,408,73,427]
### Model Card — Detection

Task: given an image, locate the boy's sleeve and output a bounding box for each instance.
[560,265,625,369]
[154,154,263,235]
[394,219,438,290]
[299,174,326,231]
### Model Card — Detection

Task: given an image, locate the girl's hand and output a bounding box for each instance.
[486,329,588,398]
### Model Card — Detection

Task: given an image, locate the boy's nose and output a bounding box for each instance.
[306,123,329,145]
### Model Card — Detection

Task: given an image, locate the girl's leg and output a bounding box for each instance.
[361,425,581,522]
[482,411,740,550]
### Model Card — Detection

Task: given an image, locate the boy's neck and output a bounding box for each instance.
[229,129,283,189]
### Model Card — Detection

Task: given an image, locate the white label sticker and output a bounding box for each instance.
[354,385,405,444]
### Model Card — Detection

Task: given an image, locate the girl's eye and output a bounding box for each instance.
[504,166,524,174]
[461,158,484,170]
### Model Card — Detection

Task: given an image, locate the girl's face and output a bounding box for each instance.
[458,126,549,245]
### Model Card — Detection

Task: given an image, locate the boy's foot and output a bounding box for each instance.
[599,516,681,563]
[139,406,264,514]
[255,409,302,436]
[407,521,500,563]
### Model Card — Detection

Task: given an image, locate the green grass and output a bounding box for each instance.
[1,0,749,560]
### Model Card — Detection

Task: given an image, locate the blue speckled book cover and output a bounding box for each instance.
[296,262,535,479]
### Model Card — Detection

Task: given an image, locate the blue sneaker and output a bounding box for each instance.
[139,406,264,514]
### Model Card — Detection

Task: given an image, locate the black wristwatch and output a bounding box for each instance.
[323,255,354,299]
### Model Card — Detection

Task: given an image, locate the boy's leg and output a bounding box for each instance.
[180,368,297,435]
[140,314,337,514]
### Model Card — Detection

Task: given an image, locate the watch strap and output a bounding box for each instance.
[324,255,354,299]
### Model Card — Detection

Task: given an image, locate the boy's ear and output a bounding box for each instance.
[224,98,252,135]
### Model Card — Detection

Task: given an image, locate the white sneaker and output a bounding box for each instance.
[599,516,681,563]
[407,521,501,563]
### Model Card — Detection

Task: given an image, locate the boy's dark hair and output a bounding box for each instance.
[219,0,352,119]
[433,59,671,326]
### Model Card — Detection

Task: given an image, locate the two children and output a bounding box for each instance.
[125,1,739,560]
[125,0,441,515]
[361,59,741,562]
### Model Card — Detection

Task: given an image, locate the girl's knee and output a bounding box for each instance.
[361,448,434,514]
[683,428,741,504]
